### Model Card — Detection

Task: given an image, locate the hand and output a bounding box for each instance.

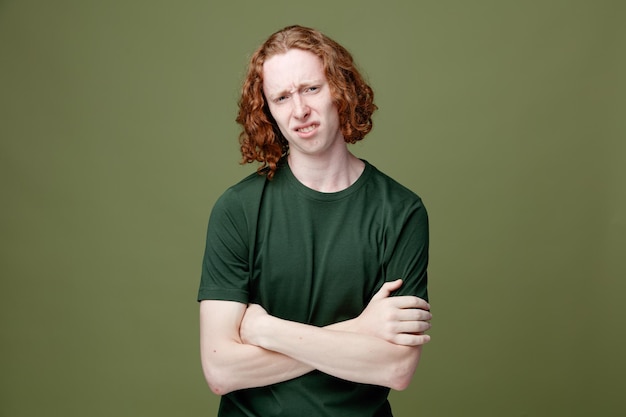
[240,303,269,346]
[353,279,432,346]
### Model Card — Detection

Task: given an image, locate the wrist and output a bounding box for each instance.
[240,305,271,347]
[253,313,278,349]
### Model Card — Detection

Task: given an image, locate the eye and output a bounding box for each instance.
[275,95,289,103]
[305,86,319,94]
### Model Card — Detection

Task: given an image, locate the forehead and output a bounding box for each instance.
[262,49,326,93]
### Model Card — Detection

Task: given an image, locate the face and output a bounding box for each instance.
[262,49,344,160]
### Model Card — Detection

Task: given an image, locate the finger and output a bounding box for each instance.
[395,309,432,322]
[394,321,432,334]
[393,333,431,347]
[388,296,431,310]
[410,297,431,310]
[371,279,403,301]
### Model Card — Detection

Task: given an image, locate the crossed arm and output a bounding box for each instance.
[199,279,432,395]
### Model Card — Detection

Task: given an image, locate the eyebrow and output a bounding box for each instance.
[266,80,325,100]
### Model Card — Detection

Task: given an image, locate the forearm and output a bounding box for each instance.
[201,337,313,394]
[202,318,377,393]
[201,282,430,394]
[250,314,422,390]
[200,300,314,395]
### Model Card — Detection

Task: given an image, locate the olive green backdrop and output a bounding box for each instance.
[1,1,624,416]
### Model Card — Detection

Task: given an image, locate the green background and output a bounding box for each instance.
[1,1,624,416]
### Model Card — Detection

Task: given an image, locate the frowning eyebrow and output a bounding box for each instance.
[265,80,325,101]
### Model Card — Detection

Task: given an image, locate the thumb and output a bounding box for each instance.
[371,279,403,301]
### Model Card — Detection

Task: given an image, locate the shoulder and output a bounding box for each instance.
[227,170,268,195]
[207,172,269,232]
[364,161,426,210]
[214,171,268,207]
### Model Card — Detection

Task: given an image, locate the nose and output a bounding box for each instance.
[292,94,310,119]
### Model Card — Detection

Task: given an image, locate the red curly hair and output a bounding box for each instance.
[237,25,378,179]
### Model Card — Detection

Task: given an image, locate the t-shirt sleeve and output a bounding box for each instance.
[197,188,251,304]
[385,198,429,302]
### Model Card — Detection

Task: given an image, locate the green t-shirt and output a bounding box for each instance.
[198,159,429,417]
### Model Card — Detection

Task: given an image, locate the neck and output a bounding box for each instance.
[287,149,365,193]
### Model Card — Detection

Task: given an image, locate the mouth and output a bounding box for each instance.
[296,124,318,134]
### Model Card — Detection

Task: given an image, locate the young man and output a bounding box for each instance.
[198,25,431,417]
